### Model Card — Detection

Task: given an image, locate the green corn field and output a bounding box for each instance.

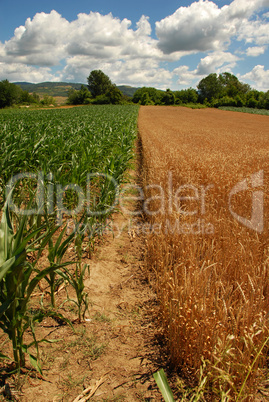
[0,105,139,206]
[0,104,139,372]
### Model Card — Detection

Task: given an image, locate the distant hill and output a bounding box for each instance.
[14,82,83,97]
[14,82,140,98]
[117,85,139,97]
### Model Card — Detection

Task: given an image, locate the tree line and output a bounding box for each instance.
[132,72,269,109]
[0,70,268,109]
[0,79,57,108]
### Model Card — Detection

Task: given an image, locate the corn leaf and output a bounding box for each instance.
[0,256,16,281]
[153,369,175,402]
[0,352,11,360]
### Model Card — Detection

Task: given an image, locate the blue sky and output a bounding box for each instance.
[0,0,268,91]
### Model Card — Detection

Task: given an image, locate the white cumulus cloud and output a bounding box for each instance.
[240,65,269,91]
[246,46,266,57]
[0,62,58,83]
[237,19,269,46]
[196,51,239,75]
[156,1,224,53]
[3,10,69,66]
[156,0,269,54]
[173,65,198,87]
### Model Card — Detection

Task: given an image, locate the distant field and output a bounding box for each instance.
[52,96,68,105]
[219,106,269,115]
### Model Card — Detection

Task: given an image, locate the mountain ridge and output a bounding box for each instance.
[14,81,140,98]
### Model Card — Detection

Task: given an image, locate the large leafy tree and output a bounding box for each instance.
[197,72,251,103]
[161,89,175,105]
[67,85,92,105]
[197,73,222,102]
[219,72,250,97]
[87,70,113,98]
[106,84,123,104]
[0,80,22,108]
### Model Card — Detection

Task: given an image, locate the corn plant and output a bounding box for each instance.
[0,200,69,372]
[58,225,90,322]
[45,225,75,307]
[59,262,90,323]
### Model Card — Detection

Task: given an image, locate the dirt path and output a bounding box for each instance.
[79,205,163,401]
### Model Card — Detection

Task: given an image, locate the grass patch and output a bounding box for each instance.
[175,103,207,109]
[93,312,111,323]
[219,106,269,115]
[57,373,88,401]
[66,328,106,360]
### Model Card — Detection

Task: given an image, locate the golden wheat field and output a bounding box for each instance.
[138,106,269,400]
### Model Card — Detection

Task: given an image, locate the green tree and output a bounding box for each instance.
[132,87,162,105]
[106,84,123,104]
[174,88,198,104]
[246,97,259,108]
[245,90,260,108]
[40,95,56,106]
[67,85,92,105]
[219,72,250,98]
[87,70,113,98]
[197,73,222,102]
[92,94,110,104]
[186,88,199,103]
[19,90,39,105]
[161,89,175,105]
[141,92,154,105]
[197,72,251,105]
[234,94,245,107]
[263,91,269,110]
[32,92,40,103]
[78,85,92,104]
[0,80,22,108]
